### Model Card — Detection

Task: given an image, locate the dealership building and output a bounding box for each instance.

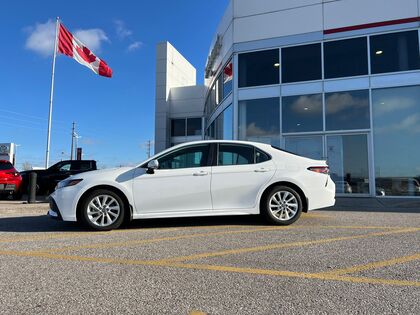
[155,0,420,198]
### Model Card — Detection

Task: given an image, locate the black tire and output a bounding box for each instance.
[262,186,303,225]
[80,189,125,231]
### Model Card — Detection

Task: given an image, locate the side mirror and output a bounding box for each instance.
[146,160,159,174]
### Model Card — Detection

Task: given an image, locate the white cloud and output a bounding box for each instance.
[24,19,56,57]
[73,29,109,52]
[25,19,109,57]
[114,19,132,39]
[127,41,142,52]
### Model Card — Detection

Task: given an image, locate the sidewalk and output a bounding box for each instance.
[328,197,420,213]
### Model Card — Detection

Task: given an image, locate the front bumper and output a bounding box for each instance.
[47,197,63,221]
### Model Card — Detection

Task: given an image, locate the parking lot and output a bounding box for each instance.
[0,201,419,314]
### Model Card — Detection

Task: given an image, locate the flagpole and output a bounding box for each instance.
[45,17,60,169]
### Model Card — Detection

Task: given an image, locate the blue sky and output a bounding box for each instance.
[0,1,229,169]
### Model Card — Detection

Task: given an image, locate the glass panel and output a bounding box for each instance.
[206,121,215,140]
[282,94,323,133]
[282,43,321,83]
[370,30,420,74]
[218,144,254,166]
[171,119,186,137]
[255,149,270,164]
[325,90,370,131]
[372,85,420,196]
[324,37,368,78]
[187,118,202,136]
[239,49,279,87]
[285,136,323,160]
[327,134,370,194]
[158,145,209,169]
[239,98,280,145]
[216,75,223,105]
[223,60,233,96]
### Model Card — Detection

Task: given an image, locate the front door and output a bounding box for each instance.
[132,144,212,214]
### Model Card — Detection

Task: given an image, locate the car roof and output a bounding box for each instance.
[170,140,272,150]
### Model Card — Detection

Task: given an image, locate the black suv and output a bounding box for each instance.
[20,160,97,195]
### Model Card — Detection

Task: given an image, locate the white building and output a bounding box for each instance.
[155,0,420,198]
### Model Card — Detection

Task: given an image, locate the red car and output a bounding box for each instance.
[0,160,22,200]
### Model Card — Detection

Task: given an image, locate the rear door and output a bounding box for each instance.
[211,143,275,210]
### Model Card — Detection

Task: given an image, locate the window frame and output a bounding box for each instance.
[213,143,272,167]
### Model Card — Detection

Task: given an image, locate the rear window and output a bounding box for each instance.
[0,162,14,170]
[71,161,92,171]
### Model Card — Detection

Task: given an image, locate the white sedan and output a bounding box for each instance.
[48,140,335,230]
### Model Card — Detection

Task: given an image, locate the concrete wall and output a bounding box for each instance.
[155,42,197,153]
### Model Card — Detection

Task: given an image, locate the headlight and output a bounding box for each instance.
[56,179,83,190]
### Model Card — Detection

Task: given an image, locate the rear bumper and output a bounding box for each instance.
[0,182,20,194]
[47,197,63,221]
[307,176,336,211]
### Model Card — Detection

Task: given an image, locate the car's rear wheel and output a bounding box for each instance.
[80,189,125,231]
[263,186,302,225]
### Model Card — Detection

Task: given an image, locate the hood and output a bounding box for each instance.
[68,167,135,181]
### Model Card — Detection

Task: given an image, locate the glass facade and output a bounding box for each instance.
[203,28,420,197]
[238,98,280,145]
[372,85,420,196]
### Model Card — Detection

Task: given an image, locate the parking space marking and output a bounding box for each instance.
[33,226,300,253]
[161,262,420,287]
[155,228,420,263]
[320,253,420,276]
[0,224,254,244]
[0,248,417,287]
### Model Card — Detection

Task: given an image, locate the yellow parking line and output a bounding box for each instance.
[0,248,417,287]
[156,228,420,263]
[160,262,420,287]
[0,224,252,244]
[35,226,300,253]
[320,253,420,276]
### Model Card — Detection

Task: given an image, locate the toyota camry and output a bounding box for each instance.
[48,140,335,230]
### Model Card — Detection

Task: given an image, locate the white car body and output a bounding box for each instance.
[49,140,335,223]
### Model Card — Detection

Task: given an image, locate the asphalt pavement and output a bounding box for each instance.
[0,200,419,314]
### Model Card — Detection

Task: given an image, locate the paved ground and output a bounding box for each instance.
[0,201,419,314]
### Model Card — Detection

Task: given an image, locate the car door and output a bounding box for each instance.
[132,144,213,214]
[211,143,275,210]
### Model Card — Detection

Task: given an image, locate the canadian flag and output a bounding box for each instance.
[58,23,112,78]
[223,61,232,83]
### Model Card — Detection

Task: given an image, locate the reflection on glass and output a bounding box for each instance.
[324,37,368,78]
[282,43,321,83]
[171,119,186,137]
[223,61,233,97]
[222,105,233,140]
[327,134,370,194]
[370,30,420,74]
[285,136,323,160]
[239,98,280,145]
[186,118,202,136]
[239,49,279,88]
[372,85,420,196]
[282,94,323,133]
[325,90,370,130]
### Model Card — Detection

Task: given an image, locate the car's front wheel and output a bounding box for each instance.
[80,189,125,231]
[263,186,302,225]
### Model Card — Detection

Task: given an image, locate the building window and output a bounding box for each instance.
[282,43,321,83]
[214,105,233,140]
[239,98,280,145]
[171,119,186,137]
[285,136,323,160]
[238,49,279,88]
[187,118,202,136]
[372,85,420,196]
[223,60,233,96]
[324,37,368,79]
[327,134,370,195]
[325,90,370,131]
[370,30,420,74]
[282,94,323,133]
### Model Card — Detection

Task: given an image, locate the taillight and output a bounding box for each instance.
[6,172,20,177]
[308,166,329,174]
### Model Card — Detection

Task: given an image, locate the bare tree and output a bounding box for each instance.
[21,161,33,171]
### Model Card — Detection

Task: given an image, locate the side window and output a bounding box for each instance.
[218,144,254,166]
[59,163,71,172]
[255,149,270,164]
[158,145,209,170]
[71,162,91,171]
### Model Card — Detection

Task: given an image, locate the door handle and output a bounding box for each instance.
[193,171,208,176]
[254,168,269,173]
